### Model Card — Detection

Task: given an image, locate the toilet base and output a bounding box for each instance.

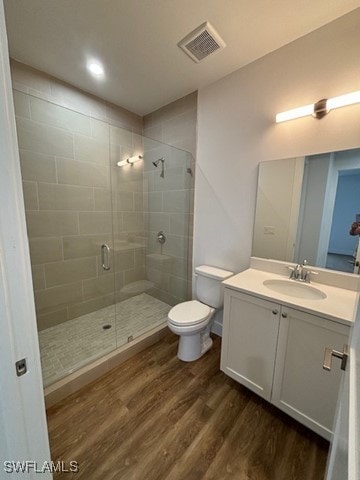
[177,326,213,362]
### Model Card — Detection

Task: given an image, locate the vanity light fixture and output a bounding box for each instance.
[276,90,360,123]
[117,155,143,167]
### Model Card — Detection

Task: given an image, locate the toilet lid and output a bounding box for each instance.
[168,300,211,326]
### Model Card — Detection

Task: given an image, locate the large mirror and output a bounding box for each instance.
[252,148,360,274]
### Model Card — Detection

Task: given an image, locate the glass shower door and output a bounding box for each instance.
[14,92,117,386]
[110,126,194,346]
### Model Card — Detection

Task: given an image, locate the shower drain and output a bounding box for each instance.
[102,324,112,330]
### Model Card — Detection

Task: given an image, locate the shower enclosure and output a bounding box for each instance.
[14,91,194,387]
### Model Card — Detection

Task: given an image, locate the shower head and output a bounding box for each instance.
[152,157,164,167]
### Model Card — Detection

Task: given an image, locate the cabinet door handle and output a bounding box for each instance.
[281,312,287,318]
[272,309,278,315]
[323,344,349,371]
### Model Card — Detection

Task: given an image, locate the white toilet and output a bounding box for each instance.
[167,265,233,362]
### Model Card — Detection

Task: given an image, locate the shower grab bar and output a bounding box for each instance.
[101,244,111,271]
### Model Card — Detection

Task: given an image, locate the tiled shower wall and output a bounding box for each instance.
[143,93,197,301]
[11,60,145,331]
[11,60,197,330]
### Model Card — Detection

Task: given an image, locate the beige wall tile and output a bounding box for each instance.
[145,253,175,274]
[148,212,170,233]
[19,150,57,183]
[115,191,134,212]
[56,157,109,188]
[106,104,142,132]
[134,248,145,267]
[67,294,115,320]
[26,211,79,237]
[37,308,69,331]
[123,212,144,232]
[94,188,112,211]
[162,234,188,258]
[22,181,38,210]
[10,60,52,95]
[153,166,190,191]
[82,274,115,301]
[162,190,190,213]
[116,179,144,193]
[146,191,163,212]
[11,59,142,138]
[50,81,107,118]
[29,237,63,265]
[34,282,83,313]
[115,272,125,292]
[62,234,112,260]
[74,134,109,165]
[31,264,45,291]
[116,163,143,185]
[79,212,112,235]
[16,116,74,158]
[124,266,145,285]
[169,275,188,299]
[30,96,91,136]
[162,110,197,147]
[13,90,31,118]
[113,250,135,273]
[38,183,94,211]
[45,257,97,288]
[91,118,109,141]
[169,213,190,236]
[133,192,143,211]
[110,125,133,148]
[146,267,170,289]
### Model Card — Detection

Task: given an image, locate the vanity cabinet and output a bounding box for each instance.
[221,290,280,401]
[221,288,350,439]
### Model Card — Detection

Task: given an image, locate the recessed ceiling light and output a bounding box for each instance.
[87,61,104,76]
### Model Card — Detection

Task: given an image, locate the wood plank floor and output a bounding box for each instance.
[47,333,329,480]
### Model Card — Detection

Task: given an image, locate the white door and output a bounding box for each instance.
[325,303,360,479]
[0,2,52,478]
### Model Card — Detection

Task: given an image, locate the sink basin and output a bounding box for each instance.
[263,279,327,300]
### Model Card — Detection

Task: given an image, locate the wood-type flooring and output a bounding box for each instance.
[47,333,329,480]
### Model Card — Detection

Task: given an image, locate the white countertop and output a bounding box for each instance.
[223,268,359,326]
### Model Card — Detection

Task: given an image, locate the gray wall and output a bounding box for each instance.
[194,9,360,332]
[195,9,360,275]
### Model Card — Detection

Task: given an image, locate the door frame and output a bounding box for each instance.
[0,1,51,476]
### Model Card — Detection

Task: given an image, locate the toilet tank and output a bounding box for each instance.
[195,265,233,308]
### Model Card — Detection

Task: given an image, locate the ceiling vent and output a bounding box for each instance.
[178,22,226,63]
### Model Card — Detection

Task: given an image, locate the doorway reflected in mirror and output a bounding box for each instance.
[252,148,360,275]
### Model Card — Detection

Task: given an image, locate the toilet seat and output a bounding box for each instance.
[168,300,211,327]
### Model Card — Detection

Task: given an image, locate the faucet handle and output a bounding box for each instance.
[287,266,295,279]
[302,259,308,266]
[303,270,318,283]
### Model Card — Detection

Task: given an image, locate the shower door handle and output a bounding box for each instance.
[101,244,111,271]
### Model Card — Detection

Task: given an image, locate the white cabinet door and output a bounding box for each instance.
[272,307,350,439]
[221,290,280,401]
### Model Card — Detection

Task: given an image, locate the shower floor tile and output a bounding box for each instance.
[39,293,171,387]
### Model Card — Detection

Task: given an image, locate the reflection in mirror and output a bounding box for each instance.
[252,148,360,274]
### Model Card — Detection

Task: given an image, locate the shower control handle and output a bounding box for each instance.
[101,244,111,271]
[157,231,166,245]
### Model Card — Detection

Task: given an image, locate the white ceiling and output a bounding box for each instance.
[4,0,360,115]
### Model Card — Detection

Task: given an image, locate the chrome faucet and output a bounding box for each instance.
[288,260,317,283]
